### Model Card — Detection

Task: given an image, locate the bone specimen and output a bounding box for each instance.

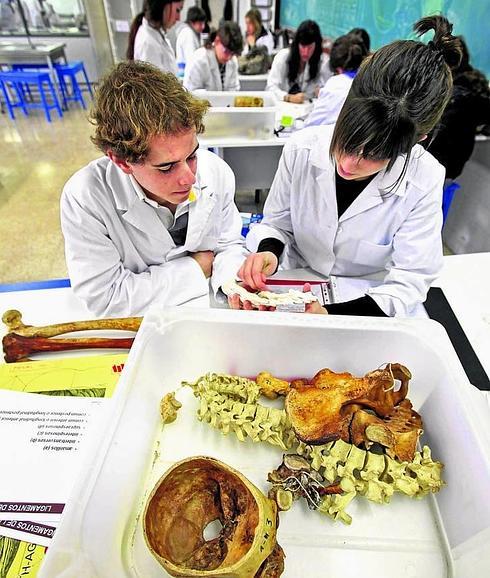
[2,309,141,362]
[285,363,418,455]
[160,392,183,424]
[221,279,318,308]
[143,456,284,577]
[183,373,296,450]
[2,333,134,363]
[2,309,141,337]
[182,370,444,525]
[233,96,264,107]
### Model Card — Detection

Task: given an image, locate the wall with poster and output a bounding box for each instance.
[280,0,490,78]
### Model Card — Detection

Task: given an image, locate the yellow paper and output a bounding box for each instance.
[0,354,128,398]
[0,536,46,578]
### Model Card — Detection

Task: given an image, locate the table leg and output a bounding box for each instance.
[47,55,65,111]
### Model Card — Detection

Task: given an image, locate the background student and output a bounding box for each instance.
[425,36,490,181]
[305,30,369,127]
[127,0,182,75]
[232,16,463,318]
[266,19,332,104]
[183,21,243,92]
[243,8,274,55]
[176,5,206,68]
[61,62,248,318]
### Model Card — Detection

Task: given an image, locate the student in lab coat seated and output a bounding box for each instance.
[183,21,243,92]
[61,62,248,318]
[175,6,206,68]
[266,19,332,104]
[305,30,369,127]
[243,8,274,55]
[231,16,464,318]
[127,0,183,75]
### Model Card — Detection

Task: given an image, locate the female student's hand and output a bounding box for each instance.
[237,251,278,290]
[285,93,305,104]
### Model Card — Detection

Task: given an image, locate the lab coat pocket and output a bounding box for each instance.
[354,239,393,268]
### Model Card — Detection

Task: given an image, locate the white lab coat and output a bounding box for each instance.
[133,17,178,75]
[305,73,354,127]
[183,46,240,92]
[266,48,332,101]
[246,125,445,317]
[243,28,275,55]
[176,24,201,66]
[61,150,248,317]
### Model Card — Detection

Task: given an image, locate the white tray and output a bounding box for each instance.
[39,309,490,578]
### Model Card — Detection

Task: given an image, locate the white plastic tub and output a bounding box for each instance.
[39,309,490,578]
[194,90,277,140]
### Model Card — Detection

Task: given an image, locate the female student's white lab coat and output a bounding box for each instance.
[176,24,200,65]
[183,46,240,91]
[61,150,247,317]
[305,73,354,127]
[266,47,332,101]
[133,17,178,75]
[246,125,445,317]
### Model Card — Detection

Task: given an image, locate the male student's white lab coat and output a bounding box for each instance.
[176,24,200,65]
[305,73,354,127]
[246,125,445,317]
[61,150,247,317]
[183,47,240,91]
[133,17,178,75]
[266,48,332,101]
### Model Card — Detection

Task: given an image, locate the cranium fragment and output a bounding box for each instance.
[144,456,284,577]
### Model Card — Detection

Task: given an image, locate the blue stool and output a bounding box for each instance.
[54,61,93,109]
[442,181,460,224]
[11,61,93,109]
[0,70,63,122]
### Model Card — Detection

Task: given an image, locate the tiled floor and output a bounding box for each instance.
[0,107,100,284]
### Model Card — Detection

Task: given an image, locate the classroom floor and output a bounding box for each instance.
[0,108,99,285]
[0,106,450,286]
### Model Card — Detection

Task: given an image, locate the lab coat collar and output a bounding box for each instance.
[107,160,215,248]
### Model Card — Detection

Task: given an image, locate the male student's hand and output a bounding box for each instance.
[191,250,214,278]
[237,252,278,291]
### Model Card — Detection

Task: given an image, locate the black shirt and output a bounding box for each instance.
[257,168,387,316]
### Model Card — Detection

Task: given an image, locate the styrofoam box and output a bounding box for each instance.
[39,309,490,578]
[194,90,277,140]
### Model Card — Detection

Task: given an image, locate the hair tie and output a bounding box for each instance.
[428,40,442,53]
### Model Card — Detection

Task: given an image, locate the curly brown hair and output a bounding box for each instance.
[90,61,209,163]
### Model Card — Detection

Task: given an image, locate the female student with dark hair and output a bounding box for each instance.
[127,0,183,74]
[175,6,206,67]
[267,20,332,104]
[183,21,243,91]
[306,30,369,127]
[232,16,463,317]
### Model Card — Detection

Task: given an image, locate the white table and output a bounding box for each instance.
[238,73,268,91]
